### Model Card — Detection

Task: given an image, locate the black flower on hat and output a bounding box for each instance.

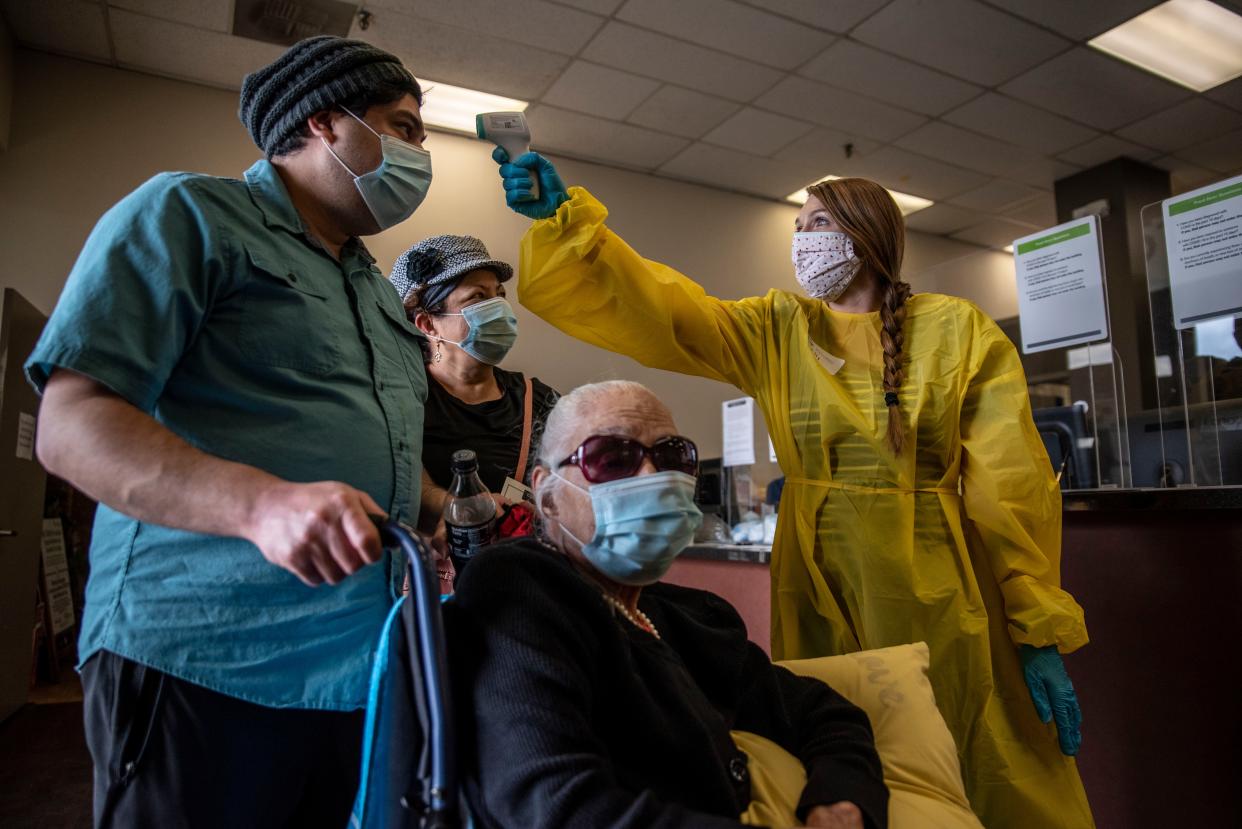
[407,248,446,285]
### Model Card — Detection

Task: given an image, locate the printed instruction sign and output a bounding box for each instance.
[16,412,35,460]
[722,397,756,468]
[41,518,76,635]
[1162,173,1242,329]
[1013,217,1109,354]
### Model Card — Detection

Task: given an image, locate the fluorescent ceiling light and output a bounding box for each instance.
[417,78,527,134]
[786,177,933,216]
[1088,0,1242,92]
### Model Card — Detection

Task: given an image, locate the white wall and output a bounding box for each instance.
[0,49,1017,478]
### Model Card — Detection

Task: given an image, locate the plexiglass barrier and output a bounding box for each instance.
[911,206,1241,493]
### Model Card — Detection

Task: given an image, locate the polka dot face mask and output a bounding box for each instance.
[791,232,862,301]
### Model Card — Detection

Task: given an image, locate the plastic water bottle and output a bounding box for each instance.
[444,449,497,578]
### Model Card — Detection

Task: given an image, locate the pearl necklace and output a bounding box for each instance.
[534,536,661,639]
[601,592,660,639]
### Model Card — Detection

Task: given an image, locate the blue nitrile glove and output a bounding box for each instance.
[1020,644,1082,756]
[493,147,569,220]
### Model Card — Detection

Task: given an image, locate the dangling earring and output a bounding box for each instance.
[433,344,443,363]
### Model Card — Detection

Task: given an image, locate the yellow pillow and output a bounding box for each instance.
[734,642,982,828]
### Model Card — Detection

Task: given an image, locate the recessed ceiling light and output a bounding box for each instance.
[417,79,527,135]
[786,177,934,216]
[1089,0,1242,92]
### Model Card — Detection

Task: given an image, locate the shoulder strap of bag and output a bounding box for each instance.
[514,375,535,483]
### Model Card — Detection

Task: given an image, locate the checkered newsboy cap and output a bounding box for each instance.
[389,235,514,309]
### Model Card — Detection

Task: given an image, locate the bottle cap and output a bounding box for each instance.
[451,449,479,473]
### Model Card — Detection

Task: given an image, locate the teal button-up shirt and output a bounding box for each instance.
[26,161,427,710]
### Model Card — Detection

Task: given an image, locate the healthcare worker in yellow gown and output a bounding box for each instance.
[492,149,1094,829]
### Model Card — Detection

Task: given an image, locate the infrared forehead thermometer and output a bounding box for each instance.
[476,111,539,200]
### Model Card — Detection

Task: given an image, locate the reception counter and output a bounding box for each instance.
[663,493,1242,828]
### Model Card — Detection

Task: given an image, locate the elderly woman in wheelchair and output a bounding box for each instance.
[444,380,890,829]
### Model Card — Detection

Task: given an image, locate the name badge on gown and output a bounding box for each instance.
[809,341,844,375]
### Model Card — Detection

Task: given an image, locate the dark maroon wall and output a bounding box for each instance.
[667,507,1242,828]
[1060,508,1242,829]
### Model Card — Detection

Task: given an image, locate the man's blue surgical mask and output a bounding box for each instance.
[432,296,519,365]
[550,470,703,586]
[323,107,432,230]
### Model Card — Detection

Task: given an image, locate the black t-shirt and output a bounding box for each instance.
[422,367,559,492]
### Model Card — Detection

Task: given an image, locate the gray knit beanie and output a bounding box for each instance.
[239,36,418,157]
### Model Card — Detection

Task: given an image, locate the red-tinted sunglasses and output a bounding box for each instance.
[558,434,699,484]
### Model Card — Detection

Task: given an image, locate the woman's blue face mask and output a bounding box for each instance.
[550,469,703,586]
[431,296,519,365]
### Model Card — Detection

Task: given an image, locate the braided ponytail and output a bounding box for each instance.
[807,177,910,455]
[880,280,912,454]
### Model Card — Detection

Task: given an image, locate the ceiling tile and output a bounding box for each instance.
[1207,75,1242,113]
[903,203,988,234]
[851,0,1069,85]
[1056,135,1161,168]
[658,142,821,198]
[382,0,604,55]
[774,127,882,168]
[894,121,1039,178]
[1002,193,1058,228]
[1116,99,1242,154]
[702,107,815,156]
[541,61,660,119]
[110,9,286,90]
[2,0,111,60]
[982,0,1162,41]
[585,21,783,102]
[951,216,1040,249]
[1153,156,1228,193]
[1174,128,1242,175]
[1001,47,1189,131]
[108,0,230,32]
[736,0,890,33]
[616,0,834,70]
[754,76,926,142]
[527,105,689,169]
[799,39,981,117]
[948,178,1042,211]
[626,85,741,138]
[358,10,569,100]
[1006,156,1080,189]
[825,146,991,200]
[942,93,1098,154]
[547,0,625,13]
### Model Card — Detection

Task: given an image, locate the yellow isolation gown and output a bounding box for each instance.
[517,188,1094,829]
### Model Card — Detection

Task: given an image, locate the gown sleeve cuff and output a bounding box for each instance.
[530,187,607,240]
[1002,576,1090,654]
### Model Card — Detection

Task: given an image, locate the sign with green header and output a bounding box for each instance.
[1016,223,1092,255]
[1168,180,1242,217]
[1012,216,1109,355]
[1162,173,1242,330]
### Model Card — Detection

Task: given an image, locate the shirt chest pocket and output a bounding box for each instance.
[375,299,429,400]
[233,247,343,376]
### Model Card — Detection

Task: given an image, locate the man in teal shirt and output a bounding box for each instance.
[27,37,439,827]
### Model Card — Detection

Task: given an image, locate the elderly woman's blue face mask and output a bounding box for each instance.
[550,468,703,586]
[430,297,519,365]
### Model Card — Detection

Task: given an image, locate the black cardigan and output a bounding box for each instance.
[444,539,889,828]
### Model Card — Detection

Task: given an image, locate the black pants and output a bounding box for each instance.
[82,650,364,829]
